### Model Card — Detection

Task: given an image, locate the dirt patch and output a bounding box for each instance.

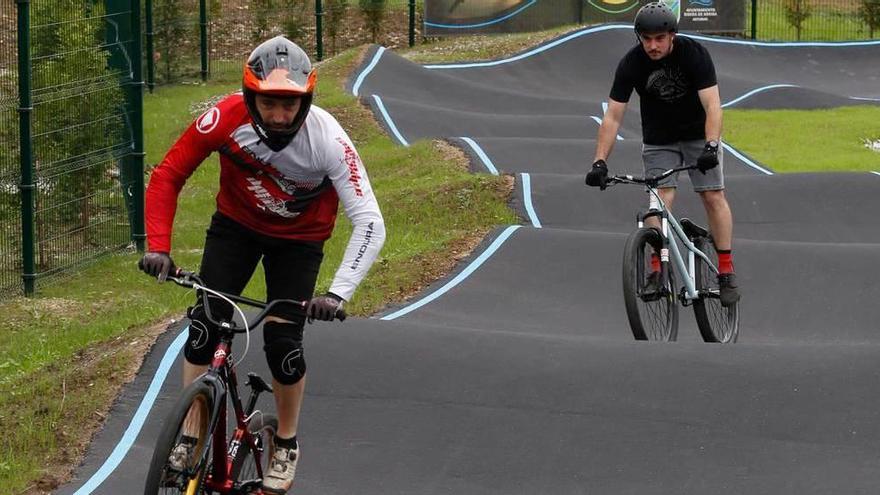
[14,317,179,494]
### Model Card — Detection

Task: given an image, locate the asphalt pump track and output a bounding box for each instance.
[60,25,880,494]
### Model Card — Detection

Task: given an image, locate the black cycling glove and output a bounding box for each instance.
[138,252,175,282]
[307,292,343,322]
[585,159,609,190]
[696,141,719,174]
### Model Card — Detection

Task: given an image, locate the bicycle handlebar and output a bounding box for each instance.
[606,165,697,188]
[165,268,347,331]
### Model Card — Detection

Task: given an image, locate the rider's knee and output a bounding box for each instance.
[700,189,727,209]
[264,320,306,385]
[184,303,221,365]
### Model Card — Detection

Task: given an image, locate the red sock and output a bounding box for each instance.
[717,250,734,274]
[651,253,661,273]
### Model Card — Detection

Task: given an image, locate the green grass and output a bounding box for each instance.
[0,46,516,492]
[724,106,880,172]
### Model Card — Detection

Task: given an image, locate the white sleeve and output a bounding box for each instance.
[322,124,386,302]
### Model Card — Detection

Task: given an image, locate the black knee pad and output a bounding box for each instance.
[264,321,306,385]
[184,301,222,365]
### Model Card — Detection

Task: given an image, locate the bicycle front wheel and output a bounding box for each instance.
[693,236,740,343]
[622,227,678,341]
[230,413,278,491]
[144,381,214,494]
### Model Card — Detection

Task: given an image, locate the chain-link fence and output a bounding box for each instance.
[1,0,143,296]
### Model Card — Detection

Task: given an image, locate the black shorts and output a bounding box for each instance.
[197,212,325,325]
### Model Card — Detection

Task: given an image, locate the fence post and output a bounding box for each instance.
[315,0,323,61]
[130,0,146,251]
[200,0,208,81]
[409,0,415,47]
[16,0,35,296]
[146,0,155,91]
[751,0,757,39]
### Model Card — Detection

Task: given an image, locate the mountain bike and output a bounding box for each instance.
[604,166,739,343]
[143,269,346,494]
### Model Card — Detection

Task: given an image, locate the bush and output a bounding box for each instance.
[359,0,387,43]
[860,0,880,38]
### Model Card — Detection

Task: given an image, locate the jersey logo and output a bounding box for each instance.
[646,66,689,102]
[336,137,364,197]
[197,107,221,134]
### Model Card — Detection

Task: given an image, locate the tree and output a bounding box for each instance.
[860,0,880,38]
[29,0,126,268]
[359,0,387,43]
[784,0,812,41]
[325,0,349,54]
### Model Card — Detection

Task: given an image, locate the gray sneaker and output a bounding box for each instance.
[262,445,299,494]
[718,273,741,307]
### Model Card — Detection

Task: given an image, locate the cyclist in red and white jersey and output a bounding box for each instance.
[139,35,385,494]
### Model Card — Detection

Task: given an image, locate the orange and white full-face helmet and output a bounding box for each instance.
[243,36,317,150]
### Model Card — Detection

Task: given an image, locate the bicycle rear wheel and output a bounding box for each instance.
[693,236,740,343]
[622,227,678,341]
[144,381,214,494]
[229,413,278,492]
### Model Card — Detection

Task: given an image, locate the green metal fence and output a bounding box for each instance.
[1,0,144,296]
[749,0,880,41]
[146,0,422,86]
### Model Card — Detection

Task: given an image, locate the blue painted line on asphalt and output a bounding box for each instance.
[373,95,410,146]
[425,0,537,29]
[380,225,522,320]
[423,24,626,69]
[352,46,386,97]
[460,137,500,175]
[73,328,189,495]
[589,115,624,141]
[424,24,880,70]
[521,173,542,228]
[722,84,800,108]
[722,142,774,176]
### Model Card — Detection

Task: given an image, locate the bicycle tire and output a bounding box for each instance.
[622,227,678,341]
[144,380,214,494]
[693,236,740,343]
[229,413,279,492]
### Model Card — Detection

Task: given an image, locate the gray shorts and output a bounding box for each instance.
[642,139,725,192]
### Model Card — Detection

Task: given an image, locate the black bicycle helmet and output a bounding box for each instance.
[243,36,316,151]
[634,2,678,37]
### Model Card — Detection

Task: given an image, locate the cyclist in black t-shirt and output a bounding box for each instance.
[586,2,740,307]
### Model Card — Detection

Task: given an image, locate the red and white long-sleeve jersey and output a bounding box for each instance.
[145,93,385,301]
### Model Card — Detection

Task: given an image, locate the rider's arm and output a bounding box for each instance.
[594,98,627,162]
[320,116,386,302]
[698,85,723,143]
[595,55,635,163]
[145,103,232,252]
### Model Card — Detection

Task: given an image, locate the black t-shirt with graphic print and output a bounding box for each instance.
[609,36,717,145]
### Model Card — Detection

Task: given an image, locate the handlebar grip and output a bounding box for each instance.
[335,308,347,322]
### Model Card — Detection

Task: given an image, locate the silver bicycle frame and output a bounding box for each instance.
[638,187,719,302]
